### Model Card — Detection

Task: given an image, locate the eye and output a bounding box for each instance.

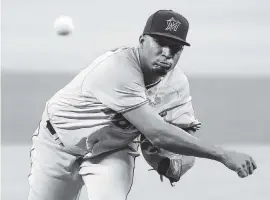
[154,38,166,47]
[154,38,183,54]
[170,45,184,55]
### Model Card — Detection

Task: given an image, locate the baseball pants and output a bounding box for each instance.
[28,119,138,200]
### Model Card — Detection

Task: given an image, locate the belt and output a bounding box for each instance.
[46,120,64,146]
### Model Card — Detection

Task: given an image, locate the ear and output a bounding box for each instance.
[139,35,145,47]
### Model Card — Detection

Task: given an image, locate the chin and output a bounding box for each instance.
[156,69,168,77]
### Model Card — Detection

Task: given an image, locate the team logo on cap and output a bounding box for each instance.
[165,17,181,32]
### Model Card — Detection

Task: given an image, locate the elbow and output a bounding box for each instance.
[143,128,164,147]
[149,130,173,149]
[141,122,179,150]
[151,137,162,147]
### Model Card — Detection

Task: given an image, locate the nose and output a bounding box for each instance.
[161,46,173,59]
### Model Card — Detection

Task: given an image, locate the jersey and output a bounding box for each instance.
[42,46,200,158]
[145,65,201,131]
[43,46,147,157]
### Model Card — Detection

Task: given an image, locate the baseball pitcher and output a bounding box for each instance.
[28,9,257,200]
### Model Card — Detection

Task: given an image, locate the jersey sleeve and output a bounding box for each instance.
[81,54,148,113]
[170,98,201,131]
[166,67,201,131]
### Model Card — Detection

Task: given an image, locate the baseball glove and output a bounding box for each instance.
[140,134,185,186]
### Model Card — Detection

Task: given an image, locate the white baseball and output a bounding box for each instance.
[54,15,74,36]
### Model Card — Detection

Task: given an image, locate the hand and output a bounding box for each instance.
[221,150,257,178]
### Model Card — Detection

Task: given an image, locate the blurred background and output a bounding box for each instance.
[1,0,270,199]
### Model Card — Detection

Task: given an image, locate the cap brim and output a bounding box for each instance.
[145,32,190,46]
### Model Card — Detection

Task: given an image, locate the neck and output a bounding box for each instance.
[143,68,162,87]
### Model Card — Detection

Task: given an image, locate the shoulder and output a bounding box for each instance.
[166,65,190,88]
[173,65,189,82]
[82,46,144,89]
[93,46,141,73]
[160,65,191,100]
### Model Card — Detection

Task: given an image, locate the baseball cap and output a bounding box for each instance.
[143,10,190,46]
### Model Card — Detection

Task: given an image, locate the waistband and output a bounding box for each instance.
[45,120,64,147]
[41,109,89,156]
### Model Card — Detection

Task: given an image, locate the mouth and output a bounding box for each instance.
[153,62,172,76]
[155,62,172,70]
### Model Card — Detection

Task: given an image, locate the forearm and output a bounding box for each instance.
[153,123,225,162]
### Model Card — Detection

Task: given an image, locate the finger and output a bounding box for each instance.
[250,157,257,170]
[247,162,254,175]
[237,169,248,178]
[242,163,250,174]
[237,165,249,178]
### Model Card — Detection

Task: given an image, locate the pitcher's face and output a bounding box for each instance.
[139,34,184,77]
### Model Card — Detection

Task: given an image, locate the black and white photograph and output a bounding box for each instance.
[1,0,270,199]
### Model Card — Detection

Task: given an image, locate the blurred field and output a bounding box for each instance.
[1,144,270,200]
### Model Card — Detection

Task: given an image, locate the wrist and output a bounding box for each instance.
[212,145,227,163]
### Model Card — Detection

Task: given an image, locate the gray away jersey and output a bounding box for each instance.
[42,46,200,157]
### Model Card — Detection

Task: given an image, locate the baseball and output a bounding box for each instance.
[54,15,74,36]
